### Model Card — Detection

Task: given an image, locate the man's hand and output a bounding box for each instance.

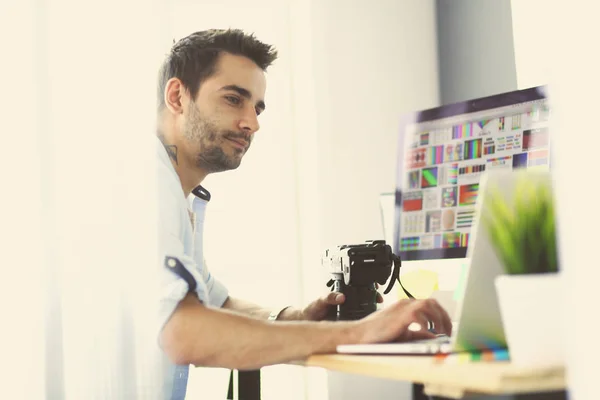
[300,290,384,321]
[351,298,453,344]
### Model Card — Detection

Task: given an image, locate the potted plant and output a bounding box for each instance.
[482,169,564,367]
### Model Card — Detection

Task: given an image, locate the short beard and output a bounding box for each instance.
[183,104,248,173]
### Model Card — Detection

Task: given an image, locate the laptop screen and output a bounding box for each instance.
[394,86,551,261]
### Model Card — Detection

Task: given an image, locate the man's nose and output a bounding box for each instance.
[239,107,260,134]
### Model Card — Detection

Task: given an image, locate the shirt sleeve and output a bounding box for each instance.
[156,169,209,332]
[202,258,229,308]
[157,229,208,332]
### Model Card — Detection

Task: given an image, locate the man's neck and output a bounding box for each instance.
[174,161,207,198]
[157,134,207,198]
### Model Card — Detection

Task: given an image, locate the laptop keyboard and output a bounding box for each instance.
[413,334,451,344]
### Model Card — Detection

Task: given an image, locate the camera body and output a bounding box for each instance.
[322,240,395,321]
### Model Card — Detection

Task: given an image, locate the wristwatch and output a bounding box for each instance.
[268,306,292,321]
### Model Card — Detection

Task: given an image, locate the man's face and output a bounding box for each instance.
[181,53,267,173]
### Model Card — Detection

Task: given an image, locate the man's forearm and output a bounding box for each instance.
[161,294,357,370]
[222,296,303,321]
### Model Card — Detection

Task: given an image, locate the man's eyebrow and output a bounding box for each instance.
[220,85,266,112]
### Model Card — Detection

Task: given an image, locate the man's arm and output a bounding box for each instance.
[160,293,355,370]
[160,294,452,371]
[222,291,364,322]
[222,296,302,321]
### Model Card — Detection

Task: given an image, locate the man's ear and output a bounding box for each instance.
[164,78,187,115]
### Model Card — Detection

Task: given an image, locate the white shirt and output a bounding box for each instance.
[155,137,229,399]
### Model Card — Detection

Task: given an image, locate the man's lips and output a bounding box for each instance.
[226,137,249,150]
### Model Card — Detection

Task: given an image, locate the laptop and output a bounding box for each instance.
[337,169,536,355]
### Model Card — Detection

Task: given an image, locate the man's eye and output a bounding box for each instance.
[225,96,241,105]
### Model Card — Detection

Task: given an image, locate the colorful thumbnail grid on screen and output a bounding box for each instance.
[398,101,550,255]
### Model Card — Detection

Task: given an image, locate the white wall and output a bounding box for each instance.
[510,0,551,89]
[308,0,440,247]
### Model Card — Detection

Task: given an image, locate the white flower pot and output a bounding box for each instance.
[494,273,565,367]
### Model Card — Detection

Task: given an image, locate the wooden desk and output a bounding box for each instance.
[296,354,566,399]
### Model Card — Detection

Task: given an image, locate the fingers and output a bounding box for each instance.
[324,290,385,306]
[438,301,453,335]
[407,310,431,334]
[394,298,452,336]
[324,292,345,305]
[393,308,436,341]
[374,283,384,303]
[418,298,452,335]
[430,298,452,335]
[404,328,437,342]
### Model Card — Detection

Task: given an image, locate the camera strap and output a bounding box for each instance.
[384,254,414,299]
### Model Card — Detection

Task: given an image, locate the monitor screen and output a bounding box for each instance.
[394,86,550,262]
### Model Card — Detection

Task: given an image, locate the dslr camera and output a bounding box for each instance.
[322,240,413,321]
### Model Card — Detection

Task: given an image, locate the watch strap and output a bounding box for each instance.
[268,306,292,321]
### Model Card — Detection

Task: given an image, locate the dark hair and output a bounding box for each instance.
[157,29,278,109]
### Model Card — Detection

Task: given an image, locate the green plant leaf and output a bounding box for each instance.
[483,174,559,275]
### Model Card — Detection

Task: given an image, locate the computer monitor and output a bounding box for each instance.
[393,86,551,291]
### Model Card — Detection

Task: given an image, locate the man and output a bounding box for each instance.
[155,28,451,398]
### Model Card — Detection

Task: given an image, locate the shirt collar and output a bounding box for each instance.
[189,185,211,214]
[191,185,211,202]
